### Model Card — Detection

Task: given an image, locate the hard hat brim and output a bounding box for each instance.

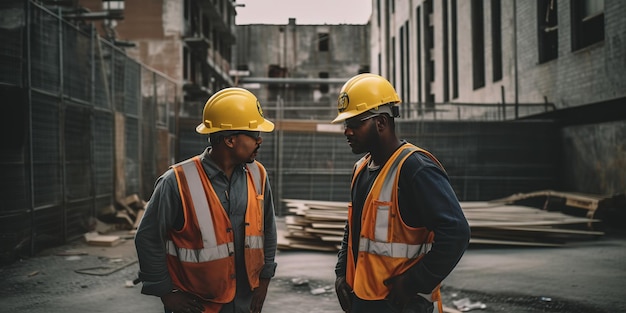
[196,119,275,134]
[331,104,396,124]
[331,111,358,124]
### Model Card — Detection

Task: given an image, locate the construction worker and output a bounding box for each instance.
[331,74,471,313]
[135,87,278,313]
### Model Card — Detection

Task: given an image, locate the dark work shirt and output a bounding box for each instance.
[335,142,470,295]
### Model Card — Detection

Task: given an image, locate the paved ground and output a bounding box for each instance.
[1,218,625,313]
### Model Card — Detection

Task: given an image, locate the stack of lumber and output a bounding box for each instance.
[279,190,615,251]
[280,199,348,251]
[457,201,603,247]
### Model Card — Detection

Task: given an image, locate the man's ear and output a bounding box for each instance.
[224,135,236,148]
[376,115,388,131]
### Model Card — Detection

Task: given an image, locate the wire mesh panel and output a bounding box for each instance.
[254,130,361,215]
[141,69,157,200]
[398,120,559,201]
[124,59,141,116]
[249,119,559,215]
[64,104,92,201]
[30,6,60,93]
[0,0,24,87]
[32,205,64,248]
[94,38,111,109]
[0,85,27,213]
[31,92,62,207]
[125,116,141,196]
[62,22,92,103]
[111,46,126,112]
[177,119,207,161]
[66,200,92,241]
[93,110,114,196]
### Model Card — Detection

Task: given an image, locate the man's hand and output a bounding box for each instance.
[335,276,353,312]
[161,290,204,313]
[384,274,414,307]
[250,278,270,313]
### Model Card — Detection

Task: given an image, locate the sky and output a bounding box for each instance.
[235,0,372,25]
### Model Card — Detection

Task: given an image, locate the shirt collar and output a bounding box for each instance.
[199,148,246,179]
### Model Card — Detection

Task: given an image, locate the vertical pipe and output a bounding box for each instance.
[501,85,506,120]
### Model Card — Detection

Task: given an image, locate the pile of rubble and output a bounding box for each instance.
[84,194,147,246]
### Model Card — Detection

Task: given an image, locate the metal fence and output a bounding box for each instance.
[0,1,178,261]
[180,98,560,216]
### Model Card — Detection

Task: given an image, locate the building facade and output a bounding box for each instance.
[371,0,625,119]
[371,0,626,195]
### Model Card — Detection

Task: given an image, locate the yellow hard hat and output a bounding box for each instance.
[331,73,401,124]
[196,87,275,134]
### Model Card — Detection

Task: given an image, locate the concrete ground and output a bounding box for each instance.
[0,217,625,313]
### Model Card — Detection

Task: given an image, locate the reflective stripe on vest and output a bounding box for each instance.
[166,159,233,262]
[245,235,264,249]
[360,146,432,259]
[246,161,265,231]
[165,159,265,262]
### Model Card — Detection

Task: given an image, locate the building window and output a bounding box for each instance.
[491,0,502,81]
[443,0,449,102]
[424,0,435,107]
[391,36,396,87]
[377,0,381,26]
[318,33,329,52]
[183,47,189,81]
[571,0,604,51]
[102,0,124,10]
[471,0,485,89]
[538,0,558,63]
[400,21,410,116]
[451,0,458,99]
[416,6,422,109]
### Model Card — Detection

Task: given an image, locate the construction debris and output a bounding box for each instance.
[279,190,624,251]
[74,258,138,276]
[84,232,123,247]
[453,297,487,312]
[95,194,147,232]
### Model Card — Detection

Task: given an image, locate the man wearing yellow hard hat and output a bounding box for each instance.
[332,74,471,313]
[135,87,277,313]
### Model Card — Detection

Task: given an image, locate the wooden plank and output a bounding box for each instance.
[311,222,346,229]
[469,238,562,247]
[84,234,123,247]
[489,226,604,236]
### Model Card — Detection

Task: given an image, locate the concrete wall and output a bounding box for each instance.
[562,121,626,195]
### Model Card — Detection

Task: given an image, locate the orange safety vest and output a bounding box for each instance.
[346,143,445,311]
[166,156,267,312]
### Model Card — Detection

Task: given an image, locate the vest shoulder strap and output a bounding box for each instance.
[246,161,266,196]
[171,155,201,169]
